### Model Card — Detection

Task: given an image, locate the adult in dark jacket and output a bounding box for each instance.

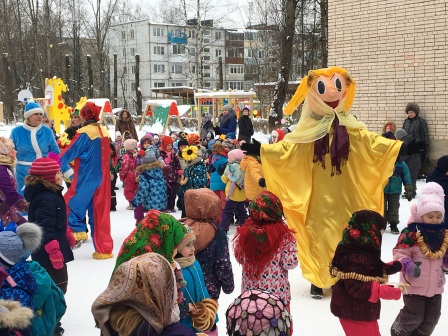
[200,112,214,141]
[402,102,429,193]
[115,109,138,140]
[426,155,448,225]
[24,157,74,294]
[214,104,237,137]
[237,106,254,143]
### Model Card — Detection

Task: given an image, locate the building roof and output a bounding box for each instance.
[150,86,196,98]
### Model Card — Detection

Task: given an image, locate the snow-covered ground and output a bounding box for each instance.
[1,122,446,335]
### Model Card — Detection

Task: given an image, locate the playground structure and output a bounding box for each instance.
[86,98,116,128]
[140,100,185,132]
[194,91,257,128]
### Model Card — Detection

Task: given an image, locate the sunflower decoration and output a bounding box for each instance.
[182,145,198,161]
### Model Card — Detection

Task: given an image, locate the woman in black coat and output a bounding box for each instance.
[237,107,254,143]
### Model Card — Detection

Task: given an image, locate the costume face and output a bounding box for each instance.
[311,72,349,109]
[70,115,82,127]
[407,110,417,119]
[421,211,443,224]
[27,113,43,127]
[179,241,195,257]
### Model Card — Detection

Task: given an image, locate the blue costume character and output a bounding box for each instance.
[10,101,72,195]
[60,102,113,260]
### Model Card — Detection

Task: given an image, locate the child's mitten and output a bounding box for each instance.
[44,240,64,270]
[368,281,401,302]
[401,258,421,278]
[404,184,414,201]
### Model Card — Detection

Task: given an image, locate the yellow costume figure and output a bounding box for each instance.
[261,67,401,290]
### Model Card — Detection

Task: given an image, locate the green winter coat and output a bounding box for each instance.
[27,261,66,336]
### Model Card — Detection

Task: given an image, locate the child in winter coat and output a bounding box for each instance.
[177,144,208,217]
[24,157,74,294]
[174,228,218,335]
[131,149,167,223]
[181,188,234,301]
[119,139,138,210]
[159,135,182,212]
[391,182,448,336]
[240,139,266,201]
[115,210,190,319]
[0,137,28,226]
[114,131,123,157]
[226,289,292,336]
[233,191,298,311]
[330,210,403,336]
[382,132,413,234]
[209,143,228,216]
[136,132,153,166]
[220,149,247,232]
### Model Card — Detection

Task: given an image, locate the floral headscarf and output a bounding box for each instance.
[233,191,295,278]
[0,137,16,165]
[114,210,188,271]
[92,253,179,336]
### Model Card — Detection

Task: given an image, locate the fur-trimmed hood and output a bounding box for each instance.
[136,160,164,174]
[382,121,397,134]
[0,299,34,330]
[24,175,63,202]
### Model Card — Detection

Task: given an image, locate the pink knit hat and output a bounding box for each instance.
[227,149,244,162]
[409,182,445,223]
[29,157,60,183]
[226,289,291,335]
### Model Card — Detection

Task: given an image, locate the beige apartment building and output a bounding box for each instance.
[328,0,448,161]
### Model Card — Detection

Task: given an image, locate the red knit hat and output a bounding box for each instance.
[29,157,60,183]
[160,135,173,152]
[80,102,102,121]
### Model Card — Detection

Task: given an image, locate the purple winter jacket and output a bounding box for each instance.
[0,165,28,225]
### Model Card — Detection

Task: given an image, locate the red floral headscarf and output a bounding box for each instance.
[233,191,295,278]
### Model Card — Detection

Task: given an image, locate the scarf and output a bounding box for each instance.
[218,110,236,126]
[233,191,295,278]
[92,254,179,336]
[175,255,196,268]
[407,223,446,252]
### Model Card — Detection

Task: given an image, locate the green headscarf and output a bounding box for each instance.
[114,210,187,271]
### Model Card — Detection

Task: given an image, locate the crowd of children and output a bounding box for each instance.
[2,101,448,336]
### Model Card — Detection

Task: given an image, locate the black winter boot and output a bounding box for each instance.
[390,223,399,234]
[310,284,323,299]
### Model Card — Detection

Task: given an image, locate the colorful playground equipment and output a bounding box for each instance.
[141,100,185,132]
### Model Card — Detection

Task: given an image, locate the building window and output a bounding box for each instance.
[203,72,211,78]
[245,32,257,41]
[154,82,166,88]
[121,31,126,39]
[215,32,222,40]
[259,50,264,59]
[228,32,244,41]
[131,48,135,56]
[171,65,182,74]
[172,82,183,87]
[247,49,255,58]
[203,65,210,70]
[189,30,195,38]
[130,30,134,39]
[122,48,126,57]
[227,47,243,58]
[202,55,210,61]
[215,49,222,57]
[131,65,136,74]
[202,47,210,53]
[229,64,244,74]
[173,44,185,54]
[153,28,164,36]
[153,46,165,55]
[228,81,243,90]
[204,82,211,88]
[203,38,210,44]
[131,82,136,91]
[154,64,165,73]
[123,83,127,91]
[123,66,127,74]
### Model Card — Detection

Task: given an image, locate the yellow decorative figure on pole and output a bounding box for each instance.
[46,77,71,134]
